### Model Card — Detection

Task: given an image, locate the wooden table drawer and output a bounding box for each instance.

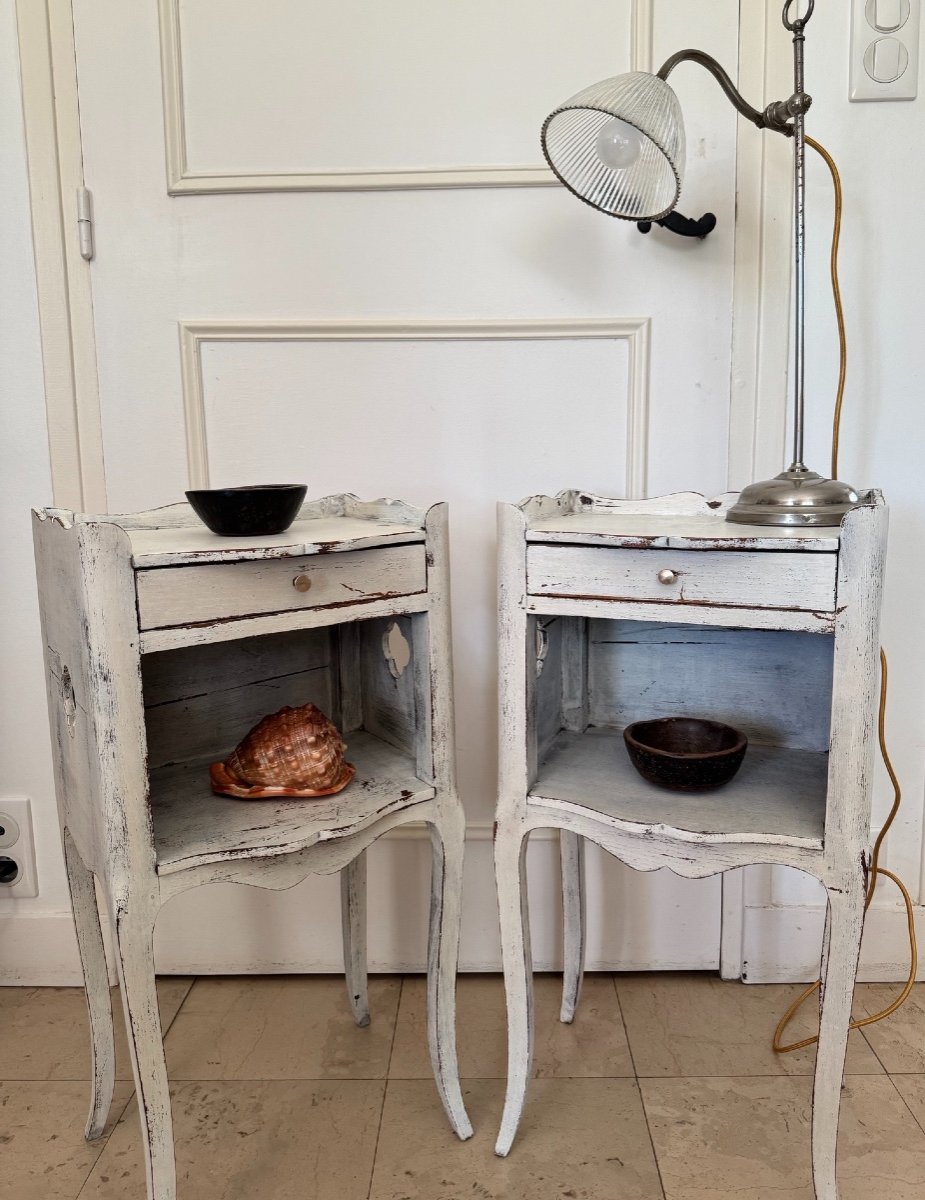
[136,544,427,630]
[526,545,837,612]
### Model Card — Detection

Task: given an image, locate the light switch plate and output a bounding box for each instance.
[851,0,920,100]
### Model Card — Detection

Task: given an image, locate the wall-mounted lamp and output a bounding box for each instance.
[541,0,860,527]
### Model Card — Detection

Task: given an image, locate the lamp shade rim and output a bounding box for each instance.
[541,103,682,221]
[540,70,684,222]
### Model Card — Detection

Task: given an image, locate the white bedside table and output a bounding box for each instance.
[494,490,887,1200]
[33,494,472,1200]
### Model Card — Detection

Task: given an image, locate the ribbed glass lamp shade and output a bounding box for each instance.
[541,72,685,220]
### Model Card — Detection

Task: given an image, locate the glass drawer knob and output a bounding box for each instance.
[293,573,312,593]
[657,569,678,585]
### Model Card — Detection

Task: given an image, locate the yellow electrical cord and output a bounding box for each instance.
[772,136,918,1054]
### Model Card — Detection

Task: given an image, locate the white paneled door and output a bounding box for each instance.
[69,0,742,972]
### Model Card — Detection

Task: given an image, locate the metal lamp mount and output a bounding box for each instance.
[540,0,860,527]
[657,2,860,526]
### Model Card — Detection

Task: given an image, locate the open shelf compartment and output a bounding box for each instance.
[530,729,826,847]
[150,733,433,875]
[529,617,834,848]
[140,615,432,875]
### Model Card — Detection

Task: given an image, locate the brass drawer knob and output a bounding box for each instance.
[293,573,312,593]
[657,569,679,585]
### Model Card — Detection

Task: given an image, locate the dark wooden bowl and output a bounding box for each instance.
[623,717,748,792]
[185,485,307,537]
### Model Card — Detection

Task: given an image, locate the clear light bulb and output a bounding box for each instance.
[595,117,643,170]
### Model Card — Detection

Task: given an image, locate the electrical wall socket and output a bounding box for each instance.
[851,0,921,101]
[0,798,39,899]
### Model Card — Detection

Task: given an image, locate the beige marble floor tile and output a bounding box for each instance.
[854,982,925,1072]
[891,1075,925,1131]
[0,1080,133,1200]
[618,973,882,1077]
[389,973,634,1079]
[80,1079,383,1200]
[370,1077,664,1200]
[0,978,192,1080]
[164,974,401,1079]
[642,1075,925,1199]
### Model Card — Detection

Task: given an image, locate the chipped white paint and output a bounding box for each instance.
[527,544,837,613]
[383,621,412,680]
[494,491,888,1200]
[33,495,471,1200]
[136,544,427,630]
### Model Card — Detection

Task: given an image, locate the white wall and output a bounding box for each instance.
[741,5,925,981]
[4,2,925,984]
[0,0,75,978]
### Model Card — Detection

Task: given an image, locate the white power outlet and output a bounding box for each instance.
[851,0,921,101]
[0,798,39,899]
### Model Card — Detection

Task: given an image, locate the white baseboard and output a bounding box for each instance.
[5,901,921,987]
[0,836,721,985]
[742,903,925,984]
[0,912,83,985]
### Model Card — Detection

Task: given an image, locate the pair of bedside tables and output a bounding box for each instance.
[34,487,886,1200]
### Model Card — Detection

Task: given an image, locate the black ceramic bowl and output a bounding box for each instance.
[185,485,307,537]
[623,717,748,792]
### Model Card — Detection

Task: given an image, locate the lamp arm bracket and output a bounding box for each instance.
[637,211,717,239]
[655,49,807,137]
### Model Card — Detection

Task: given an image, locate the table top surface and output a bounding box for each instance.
[525,511,842,552]
[127,516,425,567]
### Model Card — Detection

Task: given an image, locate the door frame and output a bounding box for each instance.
[16,0,792,977]
[16,0,105,510]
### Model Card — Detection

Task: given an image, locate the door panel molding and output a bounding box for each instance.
[178,317,652,497]
[159,0,655,195]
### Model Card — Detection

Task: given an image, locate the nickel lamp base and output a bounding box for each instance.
[727,465,861,527]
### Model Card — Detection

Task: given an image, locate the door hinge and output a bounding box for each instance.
[77,187,94,261]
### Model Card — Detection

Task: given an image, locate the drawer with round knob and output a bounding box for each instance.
[526,544,837,613]
[136,544,427,631]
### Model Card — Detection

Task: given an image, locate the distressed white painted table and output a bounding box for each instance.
[494,490,887,1200]
[33,494,472,1200]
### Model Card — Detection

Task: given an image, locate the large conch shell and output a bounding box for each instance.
[210,703,356,799]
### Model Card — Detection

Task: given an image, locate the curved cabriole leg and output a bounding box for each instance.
[425,812,473,1140]
[113,908,176,1200]
[63,829,116,1141]
[495,820,534,1157]
[559,830,586,1024]
[341,852,370,1027]
[811,874,866,1200]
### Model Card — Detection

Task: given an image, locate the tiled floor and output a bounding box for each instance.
[3,973,925,1199]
